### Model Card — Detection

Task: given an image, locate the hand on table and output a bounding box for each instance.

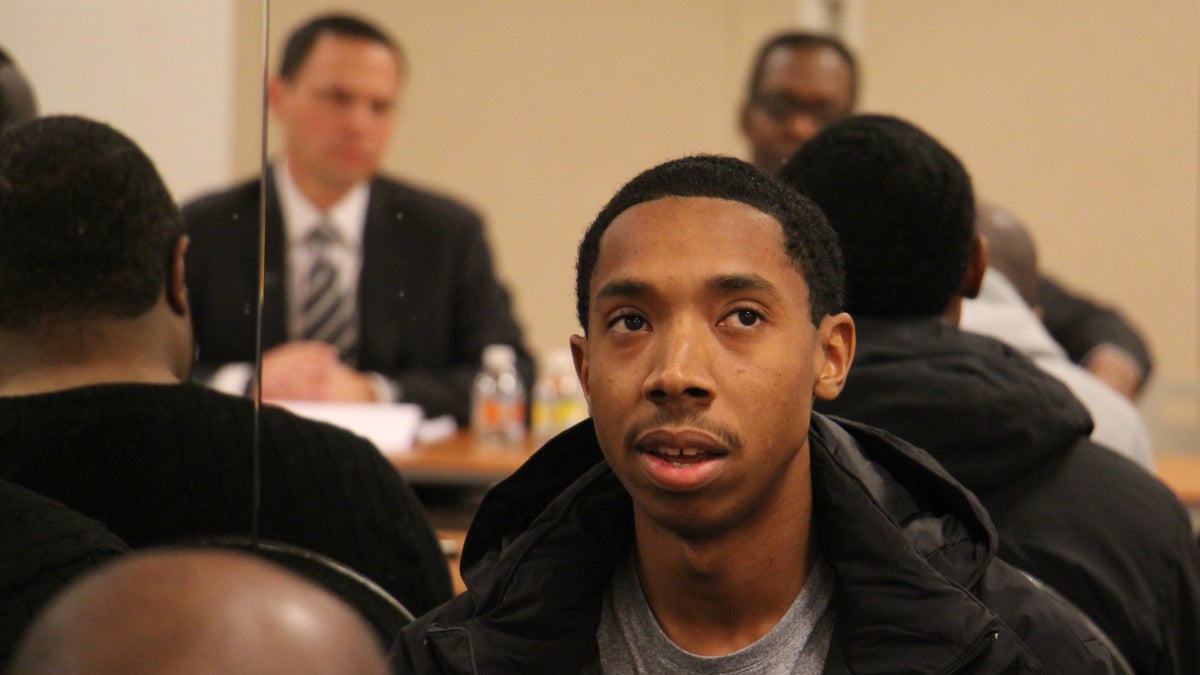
[1082,343,1144,400]
[257,341,376,402]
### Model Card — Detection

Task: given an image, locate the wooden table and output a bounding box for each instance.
[390,431,537,487]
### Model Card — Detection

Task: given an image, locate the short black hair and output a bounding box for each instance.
[779,114,975,318]
[0,115,184,329]
[575,155,844,331]
[279,13,404,80]
[745,31,858,106]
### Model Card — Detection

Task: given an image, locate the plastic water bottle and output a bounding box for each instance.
[531,348,588,443]
[471,344,527,445]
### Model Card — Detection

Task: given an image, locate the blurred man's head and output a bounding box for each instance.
[0,48,38,133]
[9,548,389,675]
[269,14,405,208]
[0,115,193,386]
[780,115,982,321]
[739,32,856,175]
[975,201,1040,310]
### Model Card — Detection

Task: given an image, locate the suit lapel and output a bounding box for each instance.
[261,168,289,347]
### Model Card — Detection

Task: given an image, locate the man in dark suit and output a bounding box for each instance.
[183,14,532,423]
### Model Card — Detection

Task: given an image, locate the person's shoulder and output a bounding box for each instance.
[1071,439,1189,519]
[976,557,1129,673]
[0,479,129,657]
[181,176,263,219]
[172,383,390,468]
[370,175,483,229]
[0,478,128,558]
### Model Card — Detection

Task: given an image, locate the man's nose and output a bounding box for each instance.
[344,101,376,133]
[643,321,716,407]
[784,112,821,145]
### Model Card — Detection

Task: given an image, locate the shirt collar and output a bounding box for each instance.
[274,159,370,249]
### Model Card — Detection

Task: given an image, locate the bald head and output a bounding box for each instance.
[976,201,1040,308]
[10,549,389,675]
[0,48,38,133]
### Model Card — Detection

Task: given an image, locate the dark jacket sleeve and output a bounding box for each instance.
[1037,275,1153,381]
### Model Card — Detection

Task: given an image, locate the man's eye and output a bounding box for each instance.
[731,309,762,327]
[756,94,799,120]
[610,314,647,332]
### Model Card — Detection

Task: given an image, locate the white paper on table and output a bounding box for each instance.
[267,401,424,456]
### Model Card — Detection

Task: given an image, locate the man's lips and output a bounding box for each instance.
[634,429,728,464]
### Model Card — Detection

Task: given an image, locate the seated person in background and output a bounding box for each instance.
[739,31,857,175]
[10,548,389,675]
[962,201,1154,468]
[0,115,452,615]
[183,13,532,423]
[781,114,1200,675]
[396,155,1121,673]
[1039,273,1152,398]
[740,29,1152,397]
[0,479,128,665]
[0,48,38,133]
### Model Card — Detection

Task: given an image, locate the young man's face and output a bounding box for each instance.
[571,196,852,540]
[270,33,402,201]
[741,45,854,174]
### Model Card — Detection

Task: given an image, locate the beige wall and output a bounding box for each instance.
[0,1,238,202]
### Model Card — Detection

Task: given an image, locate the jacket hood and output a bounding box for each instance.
[410,414,1041,673]
[817,316,1094,492]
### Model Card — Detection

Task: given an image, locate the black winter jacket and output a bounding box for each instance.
[395,415,1120,674]
[817,317,1200,675]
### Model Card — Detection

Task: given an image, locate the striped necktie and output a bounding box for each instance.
[300,218,358,362]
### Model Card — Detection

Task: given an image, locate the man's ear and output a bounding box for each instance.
[167,235,189,316]
[569,334,590,404]
[738,100,754,138]
[813,312,855,401]
[267,76,288,118]
[960,234,988,300]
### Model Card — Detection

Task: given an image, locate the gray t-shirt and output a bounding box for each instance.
[596,552,836,674]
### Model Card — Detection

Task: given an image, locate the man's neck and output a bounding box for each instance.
[631,462,817,656]
[0,318,181,396]
[280,159,358,212]
[942,295,964,325]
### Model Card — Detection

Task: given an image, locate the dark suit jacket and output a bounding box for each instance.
[182,170,533,423]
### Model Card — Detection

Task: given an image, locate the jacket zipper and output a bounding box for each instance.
[939,628,1000,674]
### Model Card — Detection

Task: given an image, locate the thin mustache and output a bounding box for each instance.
[623,409,742,453]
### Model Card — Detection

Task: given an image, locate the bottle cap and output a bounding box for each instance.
[482,344,516,370]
